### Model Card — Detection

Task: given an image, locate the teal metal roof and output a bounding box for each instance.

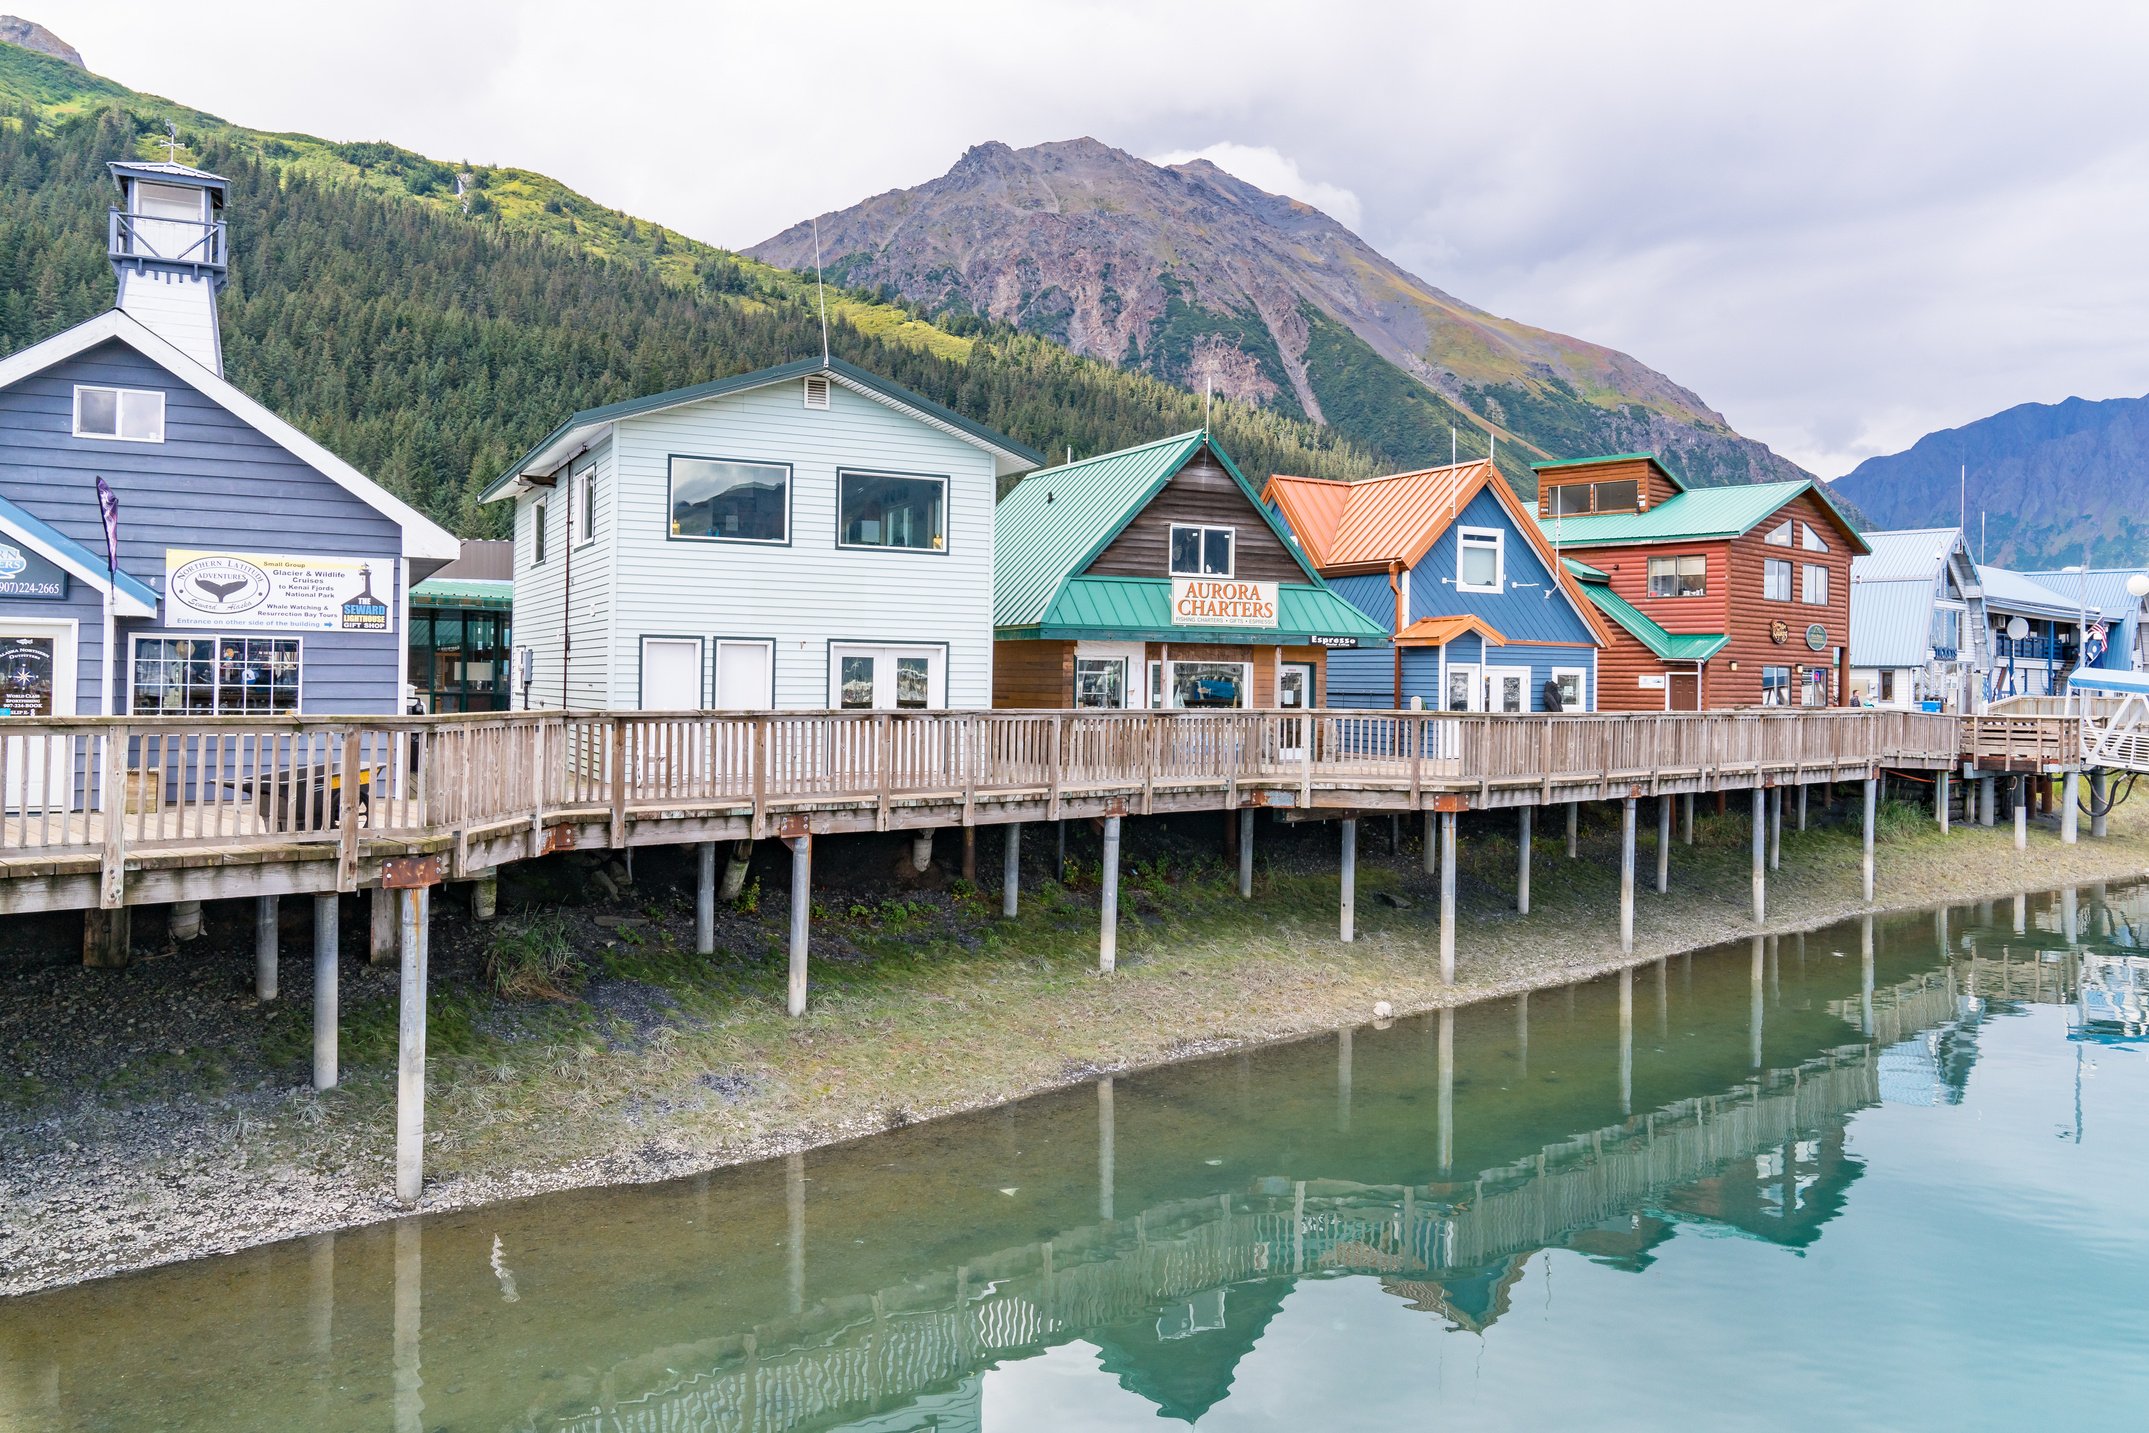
[994,431,1325,629]
[1537,479,1866,551]
[1003,575,1386,644]
[410,577,512,610]
[483,356,1044,500]
[1564,561,1727,662]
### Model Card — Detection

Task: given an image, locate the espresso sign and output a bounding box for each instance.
[165,549,395,633]
[1170,578,1278,629]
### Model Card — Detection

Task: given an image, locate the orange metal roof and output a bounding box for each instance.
[1394,614,1507,648]
[1266,462,1487,572]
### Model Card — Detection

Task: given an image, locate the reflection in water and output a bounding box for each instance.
[5,882,2149,1430]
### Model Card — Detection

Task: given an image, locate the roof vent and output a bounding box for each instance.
[802,374,831,410]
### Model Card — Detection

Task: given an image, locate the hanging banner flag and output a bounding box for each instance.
[94,476,119,576]
[165,549,394,633]
[1171,577,1278,629]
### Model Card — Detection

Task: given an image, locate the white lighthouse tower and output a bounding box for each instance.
[107,158,229,375]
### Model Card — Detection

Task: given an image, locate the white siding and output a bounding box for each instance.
[600,379,997,709]
[510,433,614,708]
[113,269,221,375]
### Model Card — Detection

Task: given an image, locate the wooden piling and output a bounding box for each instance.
[1682,791,1695,845]
[81,907,130,969]
[1516,805,1532,915]
[1655,794,1671,895]
[395,885,429,1205]
[1339,817,1357,944]
[2091,770,2109,839]
[1979,774,1996,827]
[787,834,812,1017]
[369,887,396,967]
[1099,815,1121,974]
[696,841,716,954]
[312,892,338,1092]
[1863,776,1878,901]
[1936,772,1950,834]
[1238,808,1255,898]
[1768,786,1782,872]
[1002,822,1021,918]
[256,895,279,1002]
[1566,801,1579,858]
[2061,770,2080,844]
[1422,809,1437,876]
[2014,777,2028,852]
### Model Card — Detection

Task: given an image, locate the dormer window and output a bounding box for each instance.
[802,375,831,409]
[1548,483,1592,516]
[1170,524,1234,577]
[73,384,164,442]
[1591,479,1639,513]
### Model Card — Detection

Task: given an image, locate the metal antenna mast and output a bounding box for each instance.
[812,216,830,367]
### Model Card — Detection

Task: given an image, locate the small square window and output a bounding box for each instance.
[1169,524,1234,577]
[1457,529,1503,591]
[74,385,164,442]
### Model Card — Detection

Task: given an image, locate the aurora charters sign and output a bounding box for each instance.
[165,549,394,633]
[1170,577,1278,629]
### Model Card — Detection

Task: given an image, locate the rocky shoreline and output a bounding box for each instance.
[5,797,2146,1300]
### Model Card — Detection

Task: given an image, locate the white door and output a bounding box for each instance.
[712,640,773,710]
[1443,662,1481,713]
[1277,661,1316,760]
[830,644,944,711]
[1485,667,1530,715]
[639,637,703,709]
[0,621,76,812]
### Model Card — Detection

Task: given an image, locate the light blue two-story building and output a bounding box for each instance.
[1264,459,1605,711]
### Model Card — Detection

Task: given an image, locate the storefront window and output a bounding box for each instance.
[133,636,299,715]
[1761,665,1792,707]
[1076,657,1127,708]
[408,609,508,712]
[1154,661,1248,709]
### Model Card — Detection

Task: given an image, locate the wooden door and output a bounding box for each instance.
[1667,670,1701,711]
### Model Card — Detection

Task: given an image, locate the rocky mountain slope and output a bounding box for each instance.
[1829,393,2149,567]
[751,138,1807,492]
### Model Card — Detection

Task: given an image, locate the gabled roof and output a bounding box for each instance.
[1530,451,1689,492]
[0,488,156,616]
[1850,577,1942,668]
[1564,559,1727,663]
[1266,460,1611,646]
[1976,564,2079,621]
[2020,568,2149,624]
[1394,614,1506,648]
[1852,527,1963,583]
[1539,478,1868,554]
[0,310,458,561]
[109,159,227,191]
[483,356,1044,498]
[996,431,1328,630]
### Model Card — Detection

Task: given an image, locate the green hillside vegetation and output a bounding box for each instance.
[0,41,1378,533]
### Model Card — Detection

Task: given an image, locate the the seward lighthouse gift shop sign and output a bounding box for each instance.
[1171,577,1278,629]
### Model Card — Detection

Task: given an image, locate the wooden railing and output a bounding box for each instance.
[0,708,1977,883]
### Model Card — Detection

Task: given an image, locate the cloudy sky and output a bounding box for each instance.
[34,0,2149,476]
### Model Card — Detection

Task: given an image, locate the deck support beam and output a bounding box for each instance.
[1751,788,1767,925]
[82,907,130,968]
[1002,823,1021,918]
[2014,777,2028,852]
[256,895,279,1002]
[1238,808,1255,898]
[695,842,717,955]
[1439,811,1457,983]
[720,840,751,901]
[1768,786,1782,871]
[1619,797,1637,954]
[1798,784,1809,832]
[1656,795,1671,894]
[312,892,338,1092]
[2061,771,2080,845]
[787,835,812,1017]
[1567,801,1579,859]
[2091,770,2109,839]
[1682,792,1695,845]
[1979,775,1996,827]
[1935,772,1950,834]
[369,887,396,967]
[169,900,202,943]
[1339,817,1357,943]
[1422,809,1437,876]
[1516,805,1532,915]
[394,885,429,1206]
[1862,777,1878,901]
[469,876,497,922]
[1099,815,1121,974]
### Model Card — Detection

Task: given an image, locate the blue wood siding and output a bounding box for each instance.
[1407,488,1597,644]
[1325,572,1395,628]
[0,340,406,714]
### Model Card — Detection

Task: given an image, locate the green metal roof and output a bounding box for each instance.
[1538,479,1868,551]
[994,431,1326,629]
[1002,575,1386,644]
[1563,560,1727,662]
[482,356,1044,500]
[410,577,513,610]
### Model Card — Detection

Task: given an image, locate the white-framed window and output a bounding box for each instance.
[669,456,791,544]
[830,643,943,710]
[1801,523,1829,553]
[574,468,596,546]
[1764,557,1792,602]
[1761,664,1792,707]
[73,384,164,443]
[1647,554,1707,598]
[1550,666,1588,712]
[1765,520,1793,547]
[130,634,301,715]
[1802,563,1829,605]
[1075,656,1128,708]
[1146,659,1250,709]
[838,470,947,552]
[1456,527,1503,593]
[1444,662,1480,712]
[1485,666,1530,714]
[531,499,547,565]
[1169,524,1235,578]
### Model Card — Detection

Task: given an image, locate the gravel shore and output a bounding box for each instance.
[5,789,2145,1298]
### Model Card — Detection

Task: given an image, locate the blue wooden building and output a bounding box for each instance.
[1264,459,1606,711]
[0,158,456,744]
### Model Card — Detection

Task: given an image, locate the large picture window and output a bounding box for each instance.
[1148,660,1248,709]
[1647,554,1707,598]
[1169,524,1235,577]
[838,471,947,551]
[669,457,789,543]
[131,635,300,715]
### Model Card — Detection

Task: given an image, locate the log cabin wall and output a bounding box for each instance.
[1721,489,1857,708]
[991,639,1073,708]
[1535,457,1682,517]
[1591,626,1688,712]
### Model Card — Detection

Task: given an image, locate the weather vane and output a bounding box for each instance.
[163,120,180,164]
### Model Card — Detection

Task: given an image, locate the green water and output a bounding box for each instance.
[4,885,2148,1431]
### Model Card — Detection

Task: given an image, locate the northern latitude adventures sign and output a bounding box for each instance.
[165,550,393,633]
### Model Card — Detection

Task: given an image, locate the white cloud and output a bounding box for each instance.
[1148,142,1364,231]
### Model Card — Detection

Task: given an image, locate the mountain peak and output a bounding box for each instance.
[0,16,81,68]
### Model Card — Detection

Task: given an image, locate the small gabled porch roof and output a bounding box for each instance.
[1393,614,1507,648]
[0,488,157,617]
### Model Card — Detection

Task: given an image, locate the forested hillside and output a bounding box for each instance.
[0,41,1377,534]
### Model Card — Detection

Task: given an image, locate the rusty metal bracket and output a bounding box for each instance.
[1432,793,1470,814]
[380,855,442,889]
[776,813,811,839]
[1104,799,1129,818]
[538,824,576,855]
